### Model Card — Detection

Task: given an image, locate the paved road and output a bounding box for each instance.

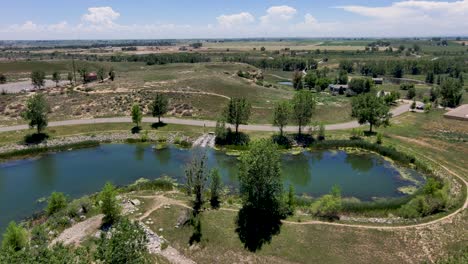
[0,103,410,133]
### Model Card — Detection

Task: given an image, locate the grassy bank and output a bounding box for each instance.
[0,140,100,161]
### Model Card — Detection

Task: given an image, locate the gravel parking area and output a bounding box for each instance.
[0,80,68,93]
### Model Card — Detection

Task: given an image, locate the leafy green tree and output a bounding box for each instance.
[99,182,121,225]
[291,91,316,135]
[185,152,208,214]
[292,71,303,90]
[77,66,88,83]
[317,122,326,140]
[406,85,416,99]
[425,72,434,84]
[209,168,222,209]
[131,104,142,128]
[339,60,354,73]
[225,97,251,135]
[236,139,285,251]
[67,72,73,85]
[214,119,227,143]
[400,83,414,90]
[310,185,342,219]
[151,93,169,123]
[97,67,106,82]
[351,93,391,133]
[21,93,49,134]
[304,71,317,90]
[47,192,67,215]
[0,73,6,84]
[1,222,28,251]
[52,71,61,87]
[95,218,149,264]
[391,63,404,78]
[316,77,331,91]
[336,70,348,85]
[273,101,290,137]
[439,78,463,107]
[349,78,372,94]
[31,70,46,89]
[410,99,417,111]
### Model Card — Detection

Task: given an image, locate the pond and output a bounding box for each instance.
[0,144,425,233]
[278,81,293,86]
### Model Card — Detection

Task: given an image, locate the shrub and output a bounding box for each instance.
[376,133,383,145]
[47,192,67,216]
[1,222,28,251]
[310,186,342,219]
[350,128,364,140]
[99,182,121,226]
[126,176,175,192]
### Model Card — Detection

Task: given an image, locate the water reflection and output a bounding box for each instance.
[282,153,311,186]
[36,155,56,187]
[345,153,374,173]
[134,145,146,161]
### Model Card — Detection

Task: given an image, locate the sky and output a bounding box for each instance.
[0,0,467,40]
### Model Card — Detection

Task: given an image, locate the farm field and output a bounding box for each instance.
[0,36,467,264]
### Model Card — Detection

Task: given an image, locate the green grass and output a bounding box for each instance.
[146,205,417,263]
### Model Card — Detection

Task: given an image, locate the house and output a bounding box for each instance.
[372,78,384,85]
[329,84,348,95]
[85,72,98,82]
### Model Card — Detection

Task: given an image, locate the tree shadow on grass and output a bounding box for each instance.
[24,133,49,145]
[235,206,282,252]
[151,122,167,130]
[131,126,141,134]
[363,131,377,137]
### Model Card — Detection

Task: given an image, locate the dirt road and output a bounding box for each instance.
[0,103,411,133]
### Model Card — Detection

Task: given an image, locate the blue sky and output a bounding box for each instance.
[1,0,467,39]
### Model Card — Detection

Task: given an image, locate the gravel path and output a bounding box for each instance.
[51,214,104,246]
[0,80,68,93]
[0,103,411,133]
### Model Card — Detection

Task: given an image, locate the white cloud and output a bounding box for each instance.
[260,5,297,24]
[82,7,120,26]
[217,12,255,27]
[1,2,468,39]
[336,0,468,36]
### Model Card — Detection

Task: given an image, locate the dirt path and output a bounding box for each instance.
[136,174,467,231]
[0,103,411,132]
[51,214,103,246]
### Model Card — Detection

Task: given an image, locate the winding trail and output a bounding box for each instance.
[134,165,467,231]
[0,102,411,133]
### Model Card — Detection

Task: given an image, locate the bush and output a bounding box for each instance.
[1,222,28,251]
[125,176,175,192]
[350,128,364,140]
[376,133,383,145]
[47,192,67,216]
[310,186,342,219]
[99,182,121,226]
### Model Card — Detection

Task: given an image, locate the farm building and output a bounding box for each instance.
[329,84,348,94]
[372,78,384,85]
[85,72,98,82]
